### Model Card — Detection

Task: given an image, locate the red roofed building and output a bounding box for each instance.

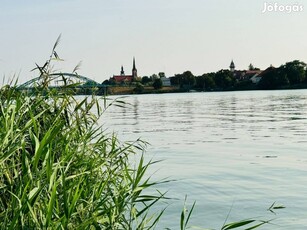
[112,58,138,84]
[229,60,263,82]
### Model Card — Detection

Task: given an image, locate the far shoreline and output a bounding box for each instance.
[103,84,307,96]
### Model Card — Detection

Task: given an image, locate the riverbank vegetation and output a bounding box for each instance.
[106,60,307,95]
[1,39,284,229]
[153,60,307,91]
[0,80,284,230]
[0,41,170,228]
[0,83,174,229]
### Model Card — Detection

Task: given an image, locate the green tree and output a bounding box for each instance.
[134,82,144,93]
[102,79,110,85]
[196,75,206,89]
[258,67,289,89]
[196,73,215,90]
[204,73,216,90]
[248,63,260,71]
[171,75,180,86]
[141,76,151,85]
[150,74,159,81]
[214,70,235,89]
[175,71,195,89]
[181,71,195,87]
[153,78,163,89]
[282,60,306,85]
[158,72,165,78]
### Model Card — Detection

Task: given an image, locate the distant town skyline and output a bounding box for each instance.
[1,0,307,84]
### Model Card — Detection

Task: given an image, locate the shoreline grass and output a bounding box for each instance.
[0,38,284,229]
[0,84,170,229]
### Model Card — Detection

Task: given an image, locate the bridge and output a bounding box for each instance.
[18,72,108,95]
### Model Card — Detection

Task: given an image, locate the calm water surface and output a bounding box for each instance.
[101,90,307,229]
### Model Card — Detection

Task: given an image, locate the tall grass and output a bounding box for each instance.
[0,41,169,229]
[0,38,283,229]
[0,84,168,229]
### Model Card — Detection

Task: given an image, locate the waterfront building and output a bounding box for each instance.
[161,76,171,86]
[112,57,138,84]
[230,60,263,83]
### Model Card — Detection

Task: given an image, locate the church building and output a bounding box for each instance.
[112,58,138,84]
[230,59,263,82]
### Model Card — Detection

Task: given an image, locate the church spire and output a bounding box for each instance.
[120,65,125,75]
[230,60,235,72]
[132,57,137,78]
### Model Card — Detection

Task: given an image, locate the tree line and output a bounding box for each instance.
[167,60,307,91]
[258,60,307,90]
[104,60,307,92]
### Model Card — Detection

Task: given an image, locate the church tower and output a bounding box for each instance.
[230,60,235,72]
[120,65,125,75]
[132,57,137,78]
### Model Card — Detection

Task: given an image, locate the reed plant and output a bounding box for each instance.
[0,37,168,229]
[0,37,282,229]
[0,82,170,229]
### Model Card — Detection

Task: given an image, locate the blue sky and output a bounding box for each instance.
[1,0,307,84]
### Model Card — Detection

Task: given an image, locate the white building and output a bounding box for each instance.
[250,74,262,84]
[160,77,171,86]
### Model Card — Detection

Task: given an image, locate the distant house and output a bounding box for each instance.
[251,66,275,84]
[229,60,263,83]
[112,58,138,84]
[259,66,275,75]
[160,77,171,86]
[245,70,262,83]
[250,73,262,84]
[233,70,262,82]
[233,70,246,81]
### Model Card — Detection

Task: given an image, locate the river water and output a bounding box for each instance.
[100,90,307,229]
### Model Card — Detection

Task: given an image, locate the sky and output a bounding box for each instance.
[1,0,307,84]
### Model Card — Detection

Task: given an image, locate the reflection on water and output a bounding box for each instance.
[101,90,307,229]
